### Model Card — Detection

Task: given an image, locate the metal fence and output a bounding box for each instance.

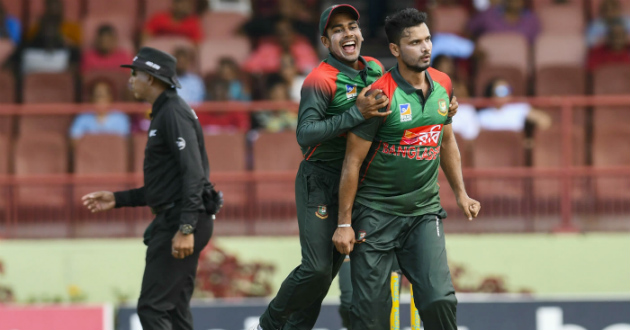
[0,96,629,237]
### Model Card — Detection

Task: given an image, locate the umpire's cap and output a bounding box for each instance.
[319,4,360,36]
[121,47,182,88]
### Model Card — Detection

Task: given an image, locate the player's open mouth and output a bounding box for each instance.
[342,41,357,54]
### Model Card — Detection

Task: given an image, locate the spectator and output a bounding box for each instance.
[216,57,251,101]
[478,78,551,132]
[467,0,540,43]
[433,55,479,140]
[196,79,251,134]
[144,0,203,43]
[279,53,306,102]
[81,24,133,73]
[173,47,205,105]
[243,18,319,75]
[69,80,130,140]
[251,74,297,132]
[26,0,81,46]
[586,0,630,48]
[21,14,80,73]
[588,19,630,71]
[0,2,21,45]
[245,0,318,43]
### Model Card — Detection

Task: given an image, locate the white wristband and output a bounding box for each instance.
[338,224,351,228]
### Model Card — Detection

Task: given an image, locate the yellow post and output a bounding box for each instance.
[410,284,421,330]
[390,272,401,330]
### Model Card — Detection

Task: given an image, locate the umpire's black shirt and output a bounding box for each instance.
[114,88,210,228]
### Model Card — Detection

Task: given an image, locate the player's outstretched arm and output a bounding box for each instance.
[296,84,389,147]
[440,124,480,220]
[333,132,373,255]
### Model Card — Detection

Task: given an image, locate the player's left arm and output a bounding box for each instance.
[333,132,373,255]
[440,124,480,220]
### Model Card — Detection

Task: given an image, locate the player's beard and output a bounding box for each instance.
[401,51,431,73]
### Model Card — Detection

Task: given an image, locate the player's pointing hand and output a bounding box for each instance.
[356,84,390,119]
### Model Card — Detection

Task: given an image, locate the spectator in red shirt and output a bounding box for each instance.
[81,24,133,73]
[588,18,630,71]
[196,79,251,134]
[144,0,203,43]
[243,18,319,75]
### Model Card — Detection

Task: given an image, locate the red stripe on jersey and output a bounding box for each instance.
[362,56,384,73]
[302,62,339,99]
[360,141,382,183]
[427,67,453,100]
[370,72,398,112]
[306,144,321,160]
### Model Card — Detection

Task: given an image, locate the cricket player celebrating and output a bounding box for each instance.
[333,8,480,330]
[252,5,459,330]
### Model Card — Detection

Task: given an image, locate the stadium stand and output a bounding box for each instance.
[81,15,136,52]
[0,0,629,236]
[201,11,249,40]
[0,71,16,104]
[14,132,68,209]
[199,37,251,75]
[431,5,469,35]
[22,72,76,103]
[253,131,302,205]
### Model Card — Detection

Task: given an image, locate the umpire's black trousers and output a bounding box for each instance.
[137,205,213,330]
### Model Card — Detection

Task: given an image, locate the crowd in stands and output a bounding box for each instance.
[0,0,629,173]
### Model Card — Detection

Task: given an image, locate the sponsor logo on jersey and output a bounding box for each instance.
[316,205,328,219]
[400,124,443,146]
[399,103,412,122]
[437,98,448,116]
[346,84,357,99]
[380,143,441,161]
[149,129,157,137]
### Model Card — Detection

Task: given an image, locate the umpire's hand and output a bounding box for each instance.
[333,227,356,255]
[172,232,194,259]
[82,191,116,213]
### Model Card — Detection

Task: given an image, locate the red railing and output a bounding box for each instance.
[1,96,629,237]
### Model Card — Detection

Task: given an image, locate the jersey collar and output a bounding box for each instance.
[391,65,434,98]
[326,53,372,80]
[151,88,177,118]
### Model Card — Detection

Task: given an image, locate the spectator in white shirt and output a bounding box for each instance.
[478,78,551,132]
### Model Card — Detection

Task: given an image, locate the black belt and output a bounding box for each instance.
[150,202,175,214]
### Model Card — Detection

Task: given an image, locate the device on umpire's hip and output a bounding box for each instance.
[203,186,223,219]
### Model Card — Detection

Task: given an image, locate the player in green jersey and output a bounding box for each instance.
[253,5,460,330]
[333,8,480,330]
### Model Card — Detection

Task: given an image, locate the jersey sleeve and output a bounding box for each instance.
[350,117,383,142]
[296,68,365,147]
[363,56,385,73]
[114,187,147,207]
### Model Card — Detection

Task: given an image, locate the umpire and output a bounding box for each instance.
[81,47,222,330]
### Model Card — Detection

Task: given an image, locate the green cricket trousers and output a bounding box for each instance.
[349,203,457,330]
[260,160,346,330]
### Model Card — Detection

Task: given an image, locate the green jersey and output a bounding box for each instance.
[351,65,453,216]
[297,54,385,171]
